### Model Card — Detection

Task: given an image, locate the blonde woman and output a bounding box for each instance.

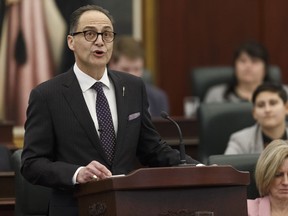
[248,139,288,215]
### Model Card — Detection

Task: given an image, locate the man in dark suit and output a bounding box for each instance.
[109,36,170,117]
[21,5,199,216]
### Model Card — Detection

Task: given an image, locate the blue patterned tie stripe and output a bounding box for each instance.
[93,82,116,162]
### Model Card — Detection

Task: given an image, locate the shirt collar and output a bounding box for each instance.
[262,130,287,147]
[73,63,112,92]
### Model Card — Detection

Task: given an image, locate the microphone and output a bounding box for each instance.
[160,111,187,165]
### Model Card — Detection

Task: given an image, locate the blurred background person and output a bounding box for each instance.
[225,83,288,154]
[204,41,288,103]
[247,139,288,216]
[109,35,169,117]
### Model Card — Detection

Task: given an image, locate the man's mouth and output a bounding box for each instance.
[95,50,104,54]
[93,50,105,56]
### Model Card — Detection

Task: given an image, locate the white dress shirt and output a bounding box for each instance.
[73,64,118,135]
[72,63,118,184]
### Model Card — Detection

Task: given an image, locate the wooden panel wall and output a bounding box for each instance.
[263,0,288,84]
[151,0,288,115]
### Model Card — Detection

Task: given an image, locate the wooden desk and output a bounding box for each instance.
[0,172,15,216]
[152,116,199,160]
[76,166,249,216]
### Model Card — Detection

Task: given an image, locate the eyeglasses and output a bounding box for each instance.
[70,30,116,43]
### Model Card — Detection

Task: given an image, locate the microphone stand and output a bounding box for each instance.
[160,111,188,166]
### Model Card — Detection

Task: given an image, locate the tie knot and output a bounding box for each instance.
[93,82,103,92]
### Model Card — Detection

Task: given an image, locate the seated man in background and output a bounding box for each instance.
[109,35,169,117]
[225,82,288,154]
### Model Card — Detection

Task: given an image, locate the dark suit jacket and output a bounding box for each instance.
[21,68,198,215]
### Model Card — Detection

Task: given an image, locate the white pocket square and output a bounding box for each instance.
[128,112,140,121]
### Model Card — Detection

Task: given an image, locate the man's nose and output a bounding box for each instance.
[94,34,104,45]
[264,104,271,112]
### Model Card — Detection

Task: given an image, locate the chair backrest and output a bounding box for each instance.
[197,102,255,164]
[0,145,12,171]
[208,154,260,199]
[191,65,282,101]
[11,149,51,216]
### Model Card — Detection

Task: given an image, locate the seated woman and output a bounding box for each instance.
[247,139,288,216]
[204,41,287,103]
[225,83,288,154]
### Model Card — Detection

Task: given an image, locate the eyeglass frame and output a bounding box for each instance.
[70,30,116,43]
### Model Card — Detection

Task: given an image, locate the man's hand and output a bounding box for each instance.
[76,160,112,183]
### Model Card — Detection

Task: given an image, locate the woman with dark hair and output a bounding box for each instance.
[204,41,285,103]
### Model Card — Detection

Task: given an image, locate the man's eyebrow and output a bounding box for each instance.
[102,26,113,30]
[83,26,96,30]
[82,26,113,31]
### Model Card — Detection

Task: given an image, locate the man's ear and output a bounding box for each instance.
[67,35,75,51]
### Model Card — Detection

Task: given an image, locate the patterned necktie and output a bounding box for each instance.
[93,82,116,162]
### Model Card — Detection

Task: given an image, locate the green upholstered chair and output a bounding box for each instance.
[208,154,260,199]
[11,149,51,216]
[191,65,282,101]
[197,102,255,164]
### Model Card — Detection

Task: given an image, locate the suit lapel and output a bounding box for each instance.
[108,71,128,161]
[61,70,107,160]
